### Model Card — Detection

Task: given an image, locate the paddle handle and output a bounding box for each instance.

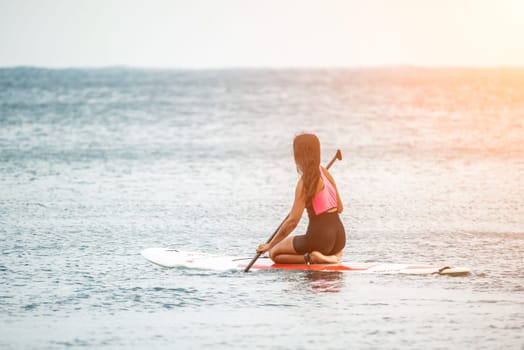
[244,149,342,272]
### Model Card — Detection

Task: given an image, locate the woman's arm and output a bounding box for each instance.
[257,179,306,252]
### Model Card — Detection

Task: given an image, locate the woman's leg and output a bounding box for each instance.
[309,250,343,264]
[269,236,306,264]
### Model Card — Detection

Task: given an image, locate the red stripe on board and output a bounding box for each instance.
[251,264,372,271]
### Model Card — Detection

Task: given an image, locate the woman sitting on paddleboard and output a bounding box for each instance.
[257,133,346,264]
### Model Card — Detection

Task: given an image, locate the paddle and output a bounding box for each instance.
[244,149,343,272]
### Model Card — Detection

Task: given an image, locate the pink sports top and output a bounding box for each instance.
[311,167,338,215]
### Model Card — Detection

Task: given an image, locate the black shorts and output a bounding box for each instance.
[292,211,346,255]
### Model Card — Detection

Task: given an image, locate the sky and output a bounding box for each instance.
[0,0,523,68]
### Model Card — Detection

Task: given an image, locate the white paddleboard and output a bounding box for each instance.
[141,248,470,276]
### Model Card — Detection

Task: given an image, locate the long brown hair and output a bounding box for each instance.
[293,133,321,205]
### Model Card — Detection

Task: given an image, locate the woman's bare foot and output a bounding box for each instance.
[310,251,342,264]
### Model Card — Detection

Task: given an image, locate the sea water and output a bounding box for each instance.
[0,67,523,349]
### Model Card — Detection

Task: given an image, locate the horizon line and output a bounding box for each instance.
[1,64,524,71]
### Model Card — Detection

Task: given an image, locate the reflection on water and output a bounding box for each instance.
[305,271,345,293]
[281,271,345,293]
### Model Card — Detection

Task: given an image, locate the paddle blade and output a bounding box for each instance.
[244,252,262,272]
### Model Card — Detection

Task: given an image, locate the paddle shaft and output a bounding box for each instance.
[243,149,342,272]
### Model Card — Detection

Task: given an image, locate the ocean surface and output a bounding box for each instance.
[1,67,523,349]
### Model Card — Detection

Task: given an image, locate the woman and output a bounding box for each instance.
[257,134,346,264]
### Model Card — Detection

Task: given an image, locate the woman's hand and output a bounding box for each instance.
[257,243,271,254]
